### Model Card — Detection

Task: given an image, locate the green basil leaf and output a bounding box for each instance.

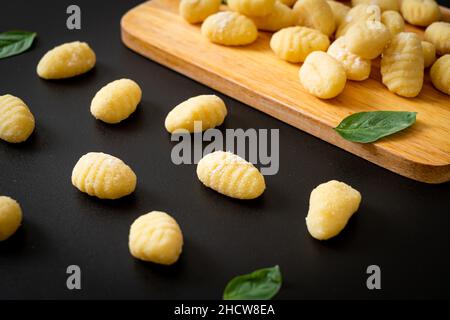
[0,30,37,59]
[223,265,282,300]
[334,111,417,143]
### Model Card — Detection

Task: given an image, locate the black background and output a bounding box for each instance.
[1,0,449,300]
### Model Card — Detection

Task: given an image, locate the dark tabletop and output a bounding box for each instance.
[0,0,449,300]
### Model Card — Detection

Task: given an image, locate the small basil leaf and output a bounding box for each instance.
[334,111,417,143]
[223,265,282,300]
[0,30,37,59]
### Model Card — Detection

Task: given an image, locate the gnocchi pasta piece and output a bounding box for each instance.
[351,0,399,11]
[165,95,227,133]
[422,41,436,68]
[401,0,441,27]
[381,10,405,36]
[0,94,35,143]
[179,0,221,23]
[129,211,183,265]
[251,2,296,32]
[197,151,266,200]
[71,152,137,200]
[327,0,350,27]
[0,196,22,241]
[293,0,336,36]
[430,55,450,95]
[299,51,347,99]
[270,26,330,63]
[228,0,276,17]
[424,22,450,56]
[381,32,424,97]
[336,4,381,38]
[37,41,96,79]
[279,0,296,7]
[201,11,258,46]
[90,79,142,124]
[327,37,371,81]
[306,180,361,240]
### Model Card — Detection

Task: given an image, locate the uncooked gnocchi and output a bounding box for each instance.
[381,32,424,97]
[165,95,227,133]
[90,79,142,124]
[228,0,276,17]
[179,0,221,23]
[293,0,336,36]
[270,26,330,63]
[336,4,379,38]
[0,94,35,143]
[71,152,137,200]
[201,11,258,46]
[37,41,96,79]
[381,10,405,36]
[422,41,436,68]
[351,0,399,12]
[306,180,361,240]
[424,22,450,56]
[327,0,350,27]
[197,151,266,200]
[0,196,22,241]
[401,0,441,27]
[129,211,183,265]
[430,55,450,95]
[299,51,347,99]
[327,37,371,81]
[251,2,296,32]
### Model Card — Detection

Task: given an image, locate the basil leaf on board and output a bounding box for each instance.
[223,265,282,300]
[334,111,417,143]
[0,31,37,59]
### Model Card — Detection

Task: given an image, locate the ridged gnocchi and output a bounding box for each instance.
[401,0,441,27]
[197,151,266,200]
[422,41,436,68]
[336,4,381,38]
[381,32,424,97]
[299,51,347,99]
[179,0,221,23]
[71,152,137,200]
[0,196,22,241]
[351,0,399,12]
[430,55,450,95]
[381,10,405,36]
[165,95,227,133]
[424,22,450,56]
[251,2,296,32]
[293,0,336,36]
[201,11,258,46]
[327,37,371,81]
[90,79,142,124]
[37,41,96,79]
[0,94,35,143]
[306,180,361,240]
[129,211,183,265]
[270,26,330,63]
[327,0,350,27]
[228,0,276,17]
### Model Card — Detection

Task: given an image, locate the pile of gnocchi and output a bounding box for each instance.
[180,0,450,98]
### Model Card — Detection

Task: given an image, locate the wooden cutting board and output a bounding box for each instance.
[121,0,450,184]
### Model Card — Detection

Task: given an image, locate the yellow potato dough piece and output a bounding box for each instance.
[0,196,22,241]
[197,151,266,200]
[0,94,35,143]
[327,37,371,81]
[71,152,137,200]
[228,0,276,17]
[299,51,347,99]
[430,55,450,95]
[37,41,96,79]
[201,11,258,46]
[165,95,227,133]
[90,79,142,124]
[306,180,361,240]
[381,32,424,97]
[381,10,405,36]
[422,41,436,68]
[270,26,330,63]
[351,0,399,11]
[293,0,336,36]
[279,0,296,7]
[251,2,296,32]
[327,0,350,27]
[129,211,183,265]
[179,0,221,23]
[336,4,380,38]
[424,22,450,56]
[401,0,441,27]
